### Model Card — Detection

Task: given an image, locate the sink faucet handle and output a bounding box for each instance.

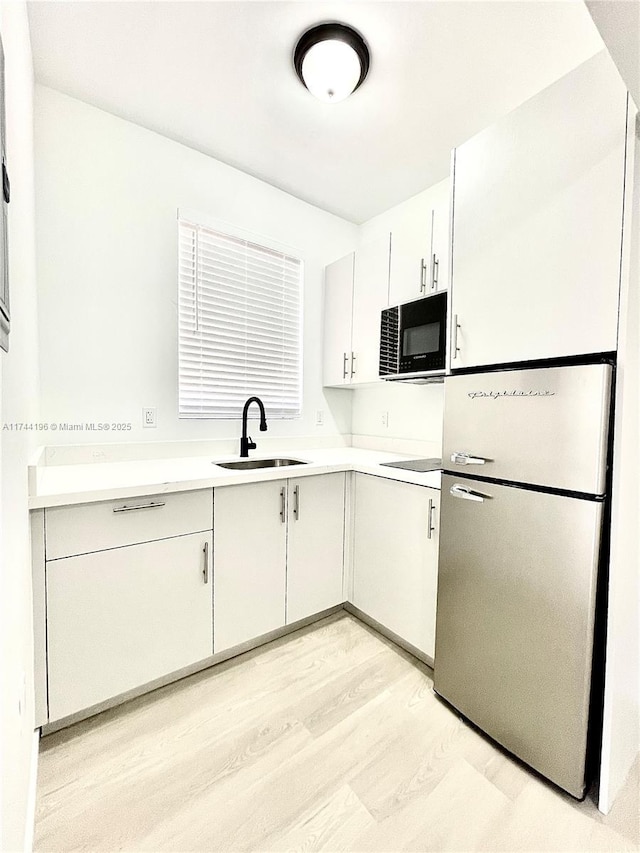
[247,437,256,450]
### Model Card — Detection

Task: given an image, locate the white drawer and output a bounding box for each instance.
[45,489,213,560]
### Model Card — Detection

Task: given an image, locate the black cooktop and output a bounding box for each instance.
[379,457,442,473]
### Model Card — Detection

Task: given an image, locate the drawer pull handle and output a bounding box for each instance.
[113,501,166,513]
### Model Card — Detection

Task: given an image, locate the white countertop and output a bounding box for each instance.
[29,447,442,509]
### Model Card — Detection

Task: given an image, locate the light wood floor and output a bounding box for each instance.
[35,613,639,852]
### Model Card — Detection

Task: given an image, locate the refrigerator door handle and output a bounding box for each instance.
[450,451,489,465]
[450,484,492,503]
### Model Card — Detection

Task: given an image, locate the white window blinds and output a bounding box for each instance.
[178,218,303,419]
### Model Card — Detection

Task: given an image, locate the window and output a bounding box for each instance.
[178,216,303,419]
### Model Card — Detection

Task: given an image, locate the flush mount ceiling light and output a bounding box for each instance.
[294,23,370,103]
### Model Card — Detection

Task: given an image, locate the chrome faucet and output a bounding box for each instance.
[240,396,267,457]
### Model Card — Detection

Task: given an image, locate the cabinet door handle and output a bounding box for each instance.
[293,485,300,520]
[452,314,461,359]
[420,258,427,294]
[350,352,356,378]
[280,486,286,523]
[431,253,439,290]
[202,540,209,584]
[427,498,436,539]
[113,500,165,513]
[343,352,349,379]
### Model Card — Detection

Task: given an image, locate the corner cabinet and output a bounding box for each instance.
[450,52,629,369]
[44,490,214,722]
[351,474,440,661]
[214,473,346,652]
[323,237,390,387]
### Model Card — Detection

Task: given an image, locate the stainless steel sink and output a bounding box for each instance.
[215,458,307,470]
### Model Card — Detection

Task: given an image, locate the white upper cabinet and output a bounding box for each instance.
[322,252,354,387]
[323,238,390,387]
[450,52,629,369]
[388,179,450,305]
[351,234,391,384]
[429,178,451,294]
[389,195,432,305]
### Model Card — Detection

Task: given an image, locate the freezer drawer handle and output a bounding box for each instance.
[450,451,488,466]
[450,484,492,503]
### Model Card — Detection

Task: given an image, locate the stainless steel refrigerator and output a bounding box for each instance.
[434,362,612,799]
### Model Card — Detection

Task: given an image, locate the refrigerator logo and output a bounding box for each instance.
[467,390,556,400]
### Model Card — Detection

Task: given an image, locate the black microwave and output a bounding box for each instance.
[379,291,447,381]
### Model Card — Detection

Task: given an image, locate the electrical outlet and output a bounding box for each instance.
[143,407,157,428]
[315,409,324,426]
[381,411,389,428]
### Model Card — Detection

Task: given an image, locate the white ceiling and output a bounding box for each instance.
[27,1,604,224]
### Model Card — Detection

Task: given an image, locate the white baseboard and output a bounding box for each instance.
[23,729,39,853]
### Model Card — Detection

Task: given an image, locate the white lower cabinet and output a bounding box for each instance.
[214,474,346,652]
[47,531,213,721]
[352,474,440,660]
[286,473,345,623]
[40,470,441,725]
[213,480,288,652]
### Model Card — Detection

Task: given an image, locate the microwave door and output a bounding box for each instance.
[399,292,447,374]
[379,291,447,381]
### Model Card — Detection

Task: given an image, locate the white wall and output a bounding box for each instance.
[34,86,357,447]
[351,381,444,452]
[585,1,640,109]
[0,2,40,850]
[583,2,640,813]
[350,182,448,452]
[599,111,640,813]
